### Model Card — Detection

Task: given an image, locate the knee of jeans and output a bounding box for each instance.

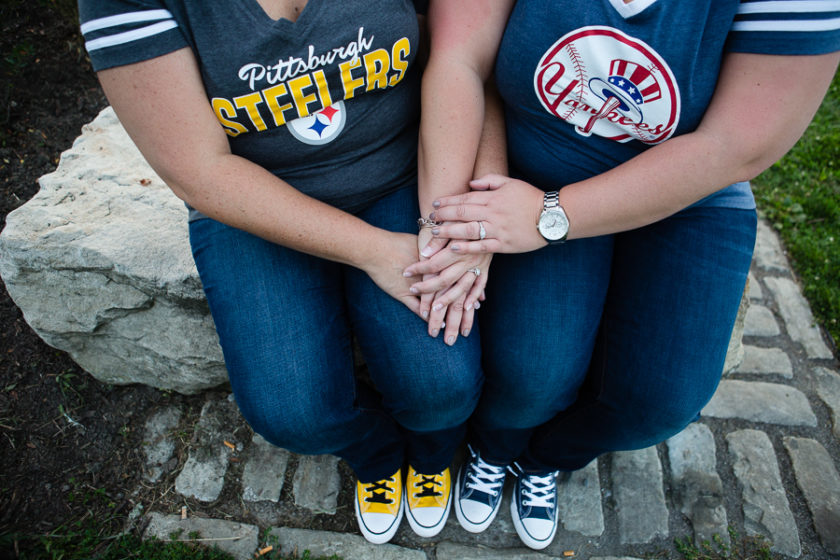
[613,389,710,447]
[393,375,481,433]
[234,392,352,456]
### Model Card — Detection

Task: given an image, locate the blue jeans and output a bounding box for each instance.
[472,205,756,471]
[189,185,483,482]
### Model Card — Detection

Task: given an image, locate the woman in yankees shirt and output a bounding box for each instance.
[407,0,840,550]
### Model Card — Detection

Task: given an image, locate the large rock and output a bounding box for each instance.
[0,107,226,394]
[0,107,748,394]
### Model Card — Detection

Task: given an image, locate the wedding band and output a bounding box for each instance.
[478,221,486,240]
[469,267,481,277]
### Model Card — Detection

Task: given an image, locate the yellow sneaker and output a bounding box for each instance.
[405,466,452,537]
[354,470,403,544]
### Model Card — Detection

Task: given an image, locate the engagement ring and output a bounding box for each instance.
[469,268,481,277]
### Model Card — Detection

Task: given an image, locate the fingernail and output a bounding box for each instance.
[431,329,439,337]
[446,335,455,345]
[422,310,429,319]
[474,302,481,309]
[429,212,436,220]
[451,244,460,251]
[433,200,440,208]
[441,321,446,328]
[431,228,440,235]
[421,247,434,258]
[462,328,470,337]
[410,287,418,294]
[465,302,473,311]
[433,303,443,311]
[403,271,412,277]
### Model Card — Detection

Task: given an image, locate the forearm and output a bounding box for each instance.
[169,155,392,269]
[472,79,508,179]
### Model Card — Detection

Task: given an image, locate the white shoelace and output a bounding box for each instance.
[519,472,558,508]
[466,455,506,496]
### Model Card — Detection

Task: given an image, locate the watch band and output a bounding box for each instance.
[544,190,560,210]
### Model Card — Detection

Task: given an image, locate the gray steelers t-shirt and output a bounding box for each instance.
[79,0,426,218]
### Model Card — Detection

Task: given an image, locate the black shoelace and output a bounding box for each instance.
[415,475,442,498]
[364,479,395,504]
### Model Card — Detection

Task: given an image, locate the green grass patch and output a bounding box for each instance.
[752,69,840,348]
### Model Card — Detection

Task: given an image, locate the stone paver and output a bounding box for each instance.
[144,512,259,560]
[702,380,817,426]
[174,396,240,502]
[727,429,801,558]
[765,276,834,359]
[743,304,781,337]
[748,272,763,299]
[557,460,604,537]
[666,423,728,546]
[269,527,425,560]
[292,454,341,514]
[753,219,789,272]
[611,447,668,544]
[734,345,793,378]
[242,434,290,503]
[436,541,565,559]
[142,405,181,483]
[814,366,840,440]
[784,437,840,555]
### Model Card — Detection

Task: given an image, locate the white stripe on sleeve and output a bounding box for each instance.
[85,20,179,52]
[732,16,840,31]
[81,9,173,34]
[738,1,840,14]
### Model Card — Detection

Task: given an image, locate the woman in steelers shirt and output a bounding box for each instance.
[407,0,840,550]
[78,0,492,544]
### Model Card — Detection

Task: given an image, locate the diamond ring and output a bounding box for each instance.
[469,267,481,277]
[478,221,486,240]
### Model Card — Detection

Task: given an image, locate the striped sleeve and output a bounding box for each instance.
[79,0,189,71]
[727,0,840,54]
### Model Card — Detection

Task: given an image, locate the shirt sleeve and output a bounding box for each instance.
[727,0,840,54]
[78,0,189,71]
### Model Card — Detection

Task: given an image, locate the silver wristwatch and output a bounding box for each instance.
[537,191,569,244]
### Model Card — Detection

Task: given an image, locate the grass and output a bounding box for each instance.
[752,69,840,348]
[672,528,774,559]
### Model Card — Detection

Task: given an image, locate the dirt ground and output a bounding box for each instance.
[0,1,183,551]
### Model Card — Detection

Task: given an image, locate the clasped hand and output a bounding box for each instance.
[404,174,547,343]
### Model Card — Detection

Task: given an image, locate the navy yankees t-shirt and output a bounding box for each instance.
[79,0,425,218]
[495,0,840,209]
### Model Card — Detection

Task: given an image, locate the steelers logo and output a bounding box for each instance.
[287,101,347,145]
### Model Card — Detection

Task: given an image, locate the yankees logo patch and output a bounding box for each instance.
[287,101,347,145]
[534,26,680,144]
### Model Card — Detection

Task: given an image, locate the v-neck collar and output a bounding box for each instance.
[605,0,659,19]
[243,0,322,34]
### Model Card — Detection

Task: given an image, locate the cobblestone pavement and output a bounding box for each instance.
[136,219,840,560]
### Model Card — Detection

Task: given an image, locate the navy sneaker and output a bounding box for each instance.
[509,462,559,550]
[454,444,507,533]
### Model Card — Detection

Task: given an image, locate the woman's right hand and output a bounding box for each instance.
[363,232,424,318]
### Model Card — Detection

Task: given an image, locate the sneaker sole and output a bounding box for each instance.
[404,487,453,538]
[354,493,404,545]
[453,470,502,533]
[509,498,557,550]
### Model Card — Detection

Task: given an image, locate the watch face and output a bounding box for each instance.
[539,209,569,241]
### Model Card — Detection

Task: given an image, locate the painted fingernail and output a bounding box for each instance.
[431,329,439,337]
[429,212,436,220]
[410,287,418,294]
[441,321,446,328]
[433,303,443,311]
[422,310,429,319]
[474,302,481,309]
[465,302,473,311]
[403,271,412,277]
[431,228,440,235]
[421,247,434,258]
[451,244,460,251]
[462,328,470,337]
[446,335,455,345]
[433,200,441,208]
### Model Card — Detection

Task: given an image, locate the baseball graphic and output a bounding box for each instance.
[534,26,680,144]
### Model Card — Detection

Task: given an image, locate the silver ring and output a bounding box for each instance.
[478,221,486,240]
[469,267,481,277]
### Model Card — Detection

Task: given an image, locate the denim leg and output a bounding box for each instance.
[189,218,404,482]
[470,235,614,465]
[523,206,757,471]
[346,185,484,475]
